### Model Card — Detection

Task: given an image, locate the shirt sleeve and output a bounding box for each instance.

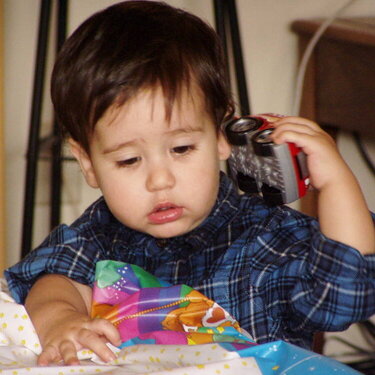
[286,219,375,333]
[251,207,375,336]
[4,224,106,304]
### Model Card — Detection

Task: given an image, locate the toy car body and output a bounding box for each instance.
[224,114,310,205]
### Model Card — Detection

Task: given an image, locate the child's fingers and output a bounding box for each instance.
[38,341,80,366]
[37,319,120,366]
[272,131,335,157]
[37,345,62,366]
[274,116,321,130]
[90,318,122,346]
[270,118,334,148]
[273,117,324,136]
[78,327,117,362]
[273,129,313,147]
[59,340,81,366]
[271,123,317,141]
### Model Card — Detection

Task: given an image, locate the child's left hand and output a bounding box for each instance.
[270,116,375,255]
[270,116,349,191]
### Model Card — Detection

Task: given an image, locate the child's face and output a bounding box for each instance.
[70,85,231,239]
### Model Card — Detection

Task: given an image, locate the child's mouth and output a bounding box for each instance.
[148,203,183,224]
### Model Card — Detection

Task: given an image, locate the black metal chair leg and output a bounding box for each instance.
[213,0,250,116]
[50,0,68,230]
[21,0,68,258]
[21,0,52,259]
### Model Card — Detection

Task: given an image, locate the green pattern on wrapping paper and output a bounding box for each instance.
[95,260,166,289]
[179,285,193,308]
[134,263,165,288]
[95,260,123,288]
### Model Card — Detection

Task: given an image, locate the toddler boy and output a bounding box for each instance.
[5,0,375,366]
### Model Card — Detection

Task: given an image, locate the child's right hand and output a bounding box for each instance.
[37,310,121,366]
[25,274,121,366]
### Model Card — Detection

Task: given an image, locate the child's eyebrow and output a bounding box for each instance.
[103,139,138,154]
[167,126,204,136]
[102,126,203,154]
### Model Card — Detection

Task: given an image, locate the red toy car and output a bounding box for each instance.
[224,114,310,205]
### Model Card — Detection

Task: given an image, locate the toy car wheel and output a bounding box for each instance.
[252,128,274,156]
[237,172,259,194]
[225,117,263,146]
[261,183,284,205]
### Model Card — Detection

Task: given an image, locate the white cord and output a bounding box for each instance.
[292,0,360,116]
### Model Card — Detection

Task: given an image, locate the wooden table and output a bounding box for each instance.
[292,17,375,136]
[291,17,375,217]
[291,17,375,354]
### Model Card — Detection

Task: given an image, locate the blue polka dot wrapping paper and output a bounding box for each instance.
[0,261,361,374]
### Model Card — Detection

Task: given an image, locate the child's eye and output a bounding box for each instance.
[171,145,195,155]
[116,157,141,167]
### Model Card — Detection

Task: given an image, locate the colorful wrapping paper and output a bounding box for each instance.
[91,260,253,348]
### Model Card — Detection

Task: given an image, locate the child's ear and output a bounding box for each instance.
[217,131,232,161]
[68,138,99,188]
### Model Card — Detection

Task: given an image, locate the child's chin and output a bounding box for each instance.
[147,223,194,240]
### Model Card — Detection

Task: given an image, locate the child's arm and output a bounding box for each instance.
[25,274,121,366]
[271,116,375,255]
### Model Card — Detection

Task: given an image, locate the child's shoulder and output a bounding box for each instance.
[238,192,314,230]
[39,196,124,248]
[71,196,118,230]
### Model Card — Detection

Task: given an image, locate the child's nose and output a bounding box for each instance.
[146,163,176,192]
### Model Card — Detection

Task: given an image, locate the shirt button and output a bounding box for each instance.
[156,239,168,248]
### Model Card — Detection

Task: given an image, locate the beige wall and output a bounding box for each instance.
[4,0,375,264]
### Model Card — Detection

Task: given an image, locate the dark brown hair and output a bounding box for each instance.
[51,1,234,152]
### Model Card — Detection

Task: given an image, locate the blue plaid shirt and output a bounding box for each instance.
[5,173,375,349]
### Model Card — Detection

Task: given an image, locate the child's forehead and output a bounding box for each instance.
[100,84,208,128]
